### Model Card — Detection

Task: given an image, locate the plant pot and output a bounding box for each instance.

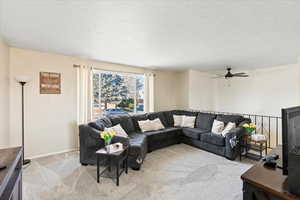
[104,140,111,153]
[245,128,255,136]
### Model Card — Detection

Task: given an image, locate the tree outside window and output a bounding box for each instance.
[93,71,144,119]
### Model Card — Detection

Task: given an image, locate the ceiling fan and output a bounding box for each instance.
[213,67,249,79]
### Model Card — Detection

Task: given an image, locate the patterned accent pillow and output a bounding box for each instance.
[221,122,236,137]
[211,120,225,135]
[103,124,128,137]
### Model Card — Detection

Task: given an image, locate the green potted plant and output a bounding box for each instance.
[242,123,256,136]
[100,131,117,152]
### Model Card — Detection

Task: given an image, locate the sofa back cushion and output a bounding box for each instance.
[88,116,112,131]
[106,114,135,134]
[163,111,175,127]
[147,112,169,128]
[131,113,148,132]
[216,114,244,125]
[173,110,198,116]
[196,112,217,131]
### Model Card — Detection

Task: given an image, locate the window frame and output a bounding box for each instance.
[92,69,146,119]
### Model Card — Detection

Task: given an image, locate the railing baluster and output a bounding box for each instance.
[261,116,264,135]
[255,115,257,134]
[268,117,271,148]
[276,117,279,147]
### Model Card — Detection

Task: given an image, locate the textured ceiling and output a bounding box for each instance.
[0,0,300,70]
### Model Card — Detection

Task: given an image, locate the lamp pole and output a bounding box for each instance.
[18,81,31,165]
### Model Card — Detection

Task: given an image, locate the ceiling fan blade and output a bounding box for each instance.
[232,72,247,75]
[233,74,249,77]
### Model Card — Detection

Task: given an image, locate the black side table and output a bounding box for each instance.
[239,135,268,161]
[96,145,128,186]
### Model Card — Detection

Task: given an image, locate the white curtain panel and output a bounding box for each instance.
[76,65,92,124]
[144,73,155,112]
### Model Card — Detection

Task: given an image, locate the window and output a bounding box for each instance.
[92,70,145,119]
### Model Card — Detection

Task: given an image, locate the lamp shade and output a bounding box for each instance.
[15,75,31,83]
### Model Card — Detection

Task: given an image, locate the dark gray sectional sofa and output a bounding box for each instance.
[79,110,250,170]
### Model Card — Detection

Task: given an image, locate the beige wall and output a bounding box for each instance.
[177,71,189,109]
[215,64,300,116]
[154,70,184,111]
[9,48,79,158]
[8,48,174,158]
[183,64,300,116]
[0,37,9,148]
[177,70,216,111]
[188,70,216,111]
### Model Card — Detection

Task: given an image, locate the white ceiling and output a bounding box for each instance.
[0,0,300,70]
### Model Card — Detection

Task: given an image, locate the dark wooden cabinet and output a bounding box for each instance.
[241,146,299,200]
[0,147,22,200]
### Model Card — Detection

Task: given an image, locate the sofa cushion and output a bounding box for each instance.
[216,114,244,125]
[163,111,174,127]
[88,116,112,131]
[107,114,135,133]
[143,127,181,141]
[128,133,147,156]
[200,132,225,146]
[196,112,217,130]
[130,113,148,132]
[147,112,169,127]
[182,128,210,140]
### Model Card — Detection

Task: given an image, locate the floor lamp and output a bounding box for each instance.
[15,75,31,165]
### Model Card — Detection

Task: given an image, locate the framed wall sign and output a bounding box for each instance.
[40,72,61,94]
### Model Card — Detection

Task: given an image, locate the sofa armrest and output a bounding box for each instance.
[79,124,105,148]
[79,124,105,165]
[225,126,246,160]
[226,126,245,141]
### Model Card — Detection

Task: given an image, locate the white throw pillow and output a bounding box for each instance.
[211,120,225,135]
[138,118,165,132]
[112,124,128,137]
[181,116,196,128]
[152,118,165,130]
[173,115,183,127]
[221,122,236,137]
[138,119,153,132]
[104,124,128,137]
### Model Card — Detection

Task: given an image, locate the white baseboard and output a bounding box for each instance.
[27,148,79,159]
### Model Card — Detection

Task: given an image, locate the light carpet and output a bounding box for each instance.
[23,144,253,200]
